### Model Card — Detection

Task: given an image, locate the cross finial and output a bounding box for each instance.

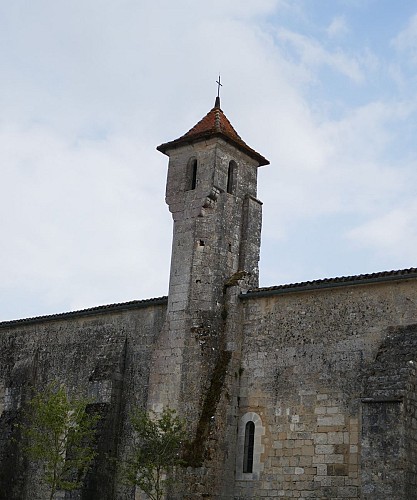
[216,75,222,97]
[215,75,222,108]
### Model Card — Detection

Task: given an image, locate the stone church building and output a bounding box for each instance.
[1,96,417,499]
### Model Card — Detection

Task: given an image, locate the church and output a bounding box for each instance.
[1,95,417,499]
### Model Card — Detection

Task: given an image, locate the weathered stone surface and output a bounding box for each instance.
[1,100,417,499]
[0,304,166,500]
[237,282,417,499]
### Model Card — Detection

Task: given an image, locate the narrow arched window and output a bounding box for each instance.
[236,412,264,480]
[189,158,198,190]
[243,421,255,473]
[227,160,236,194]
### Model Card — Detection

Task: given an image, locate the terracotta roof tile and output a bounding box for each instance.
[181,105,243,143]
[157,100,269,166]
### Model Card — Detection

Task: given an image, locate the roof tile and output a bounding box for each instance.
[157,100,269,166]
[0,296,168,328]
[242,268,417,298]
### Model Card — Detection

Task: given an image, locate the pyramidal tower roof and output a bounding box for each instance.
[157,97,269,166]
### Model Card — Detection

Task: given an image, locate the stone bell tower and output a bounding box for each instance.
[148,94,268,495]
[158,94,268,311]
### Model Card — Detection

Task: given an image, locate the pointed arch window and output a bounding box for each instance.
[227,160,237,194]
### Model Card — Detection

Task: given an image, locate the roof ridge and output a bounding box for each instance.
[243,267,417,297]
[157,103,269,166]
[0,296,168,328]
[214,107,221,133]
[3,267,417,326]
[180,105,242,142]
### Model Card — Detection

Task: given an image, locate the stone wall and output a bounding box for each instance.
[236,278,417,499]
[2,275,417,499]
[0,300,166,500]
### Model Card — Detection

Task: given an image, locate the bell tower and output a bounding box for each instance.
[148,95,268,494]
[158,95,268,304]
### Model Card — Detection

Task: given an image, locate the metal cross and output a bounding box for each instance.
[216,75,223,98]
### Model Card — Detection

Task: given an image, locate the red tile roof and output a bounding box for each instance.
[157,99,269,166]
[181,102,242,142]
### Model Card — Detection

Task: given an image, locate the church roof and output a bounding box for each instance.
[0,296,168,328]
[157,98,269,166]
[243,267,417,298]
[2,268,417,328]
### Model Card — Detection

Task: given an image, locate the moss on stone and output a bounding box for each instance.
[183,349,232,467]
[223,270,247,291]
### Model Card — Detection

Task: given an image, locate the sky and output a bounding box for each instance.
[2,0,417,321]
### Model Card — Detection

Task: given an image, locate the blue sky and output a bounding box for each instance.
[1,1,417,320]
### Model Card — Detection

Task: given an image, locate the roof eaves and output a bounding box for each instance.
[0,296,168,329]
[157,131,269,166]
[240,268,417,299]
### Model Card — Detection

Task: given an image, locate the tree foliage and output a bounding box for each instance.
[124,408,186,500]
[21,383,100,500]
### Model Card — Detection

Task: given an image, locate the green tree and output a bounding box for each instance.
[124,408,186,500]
[21,383,100,500]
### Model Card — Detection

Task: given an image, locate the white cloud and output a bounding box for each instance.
[260,92,417,266]
[327,16,349,38]
[0,124,171,316]
[346,200,417,263]
[392,13,417,64]
[276,28,364,83]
